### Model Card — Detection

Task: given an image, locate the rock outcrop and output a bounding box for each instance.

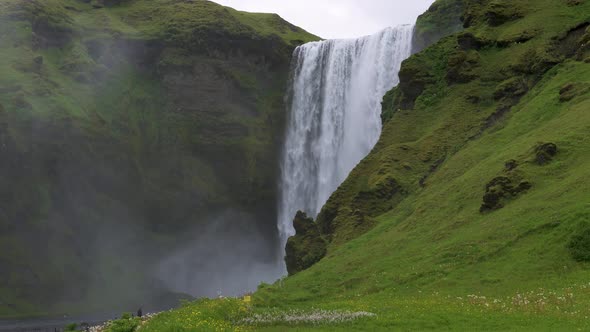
[285,212,327,276]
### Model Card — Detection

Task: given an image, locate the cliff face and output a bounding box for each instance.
[0,0,318,316]
[280,0,590,301]
[412,0,464,53]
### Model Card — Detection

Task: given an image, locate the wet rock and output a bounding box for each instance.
[285,211,327,275]
[535,143,558,165]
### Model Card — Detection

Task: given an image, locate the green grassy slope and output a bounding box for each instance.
[138,0,590,330]
[0,0,317,317]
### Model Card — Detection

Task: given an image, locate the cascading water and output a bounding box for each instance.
[278,25,414,262]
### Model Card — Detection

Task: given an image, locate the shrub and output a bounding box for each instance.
[568,227,590,262]
[106,314,141,332]
[64,323,78,331]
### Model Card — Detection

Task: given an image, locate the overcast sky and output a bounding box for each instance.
[211,0,435,39]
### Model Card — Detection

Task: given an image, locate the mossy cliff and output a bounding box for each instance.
[276,0,590,317]
[0,0,317,317]
[412,0,464,53]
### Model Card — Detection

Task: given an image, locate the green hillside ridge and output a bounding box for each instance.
[412,0,464,53]
[132,0,590,330]
[0,0,318,317]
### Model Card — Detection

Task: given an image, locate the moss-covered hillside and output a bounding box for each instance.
[133,0,590,330]
[0,0,317,317]
[412,0,465,53]
[257,0,590,328]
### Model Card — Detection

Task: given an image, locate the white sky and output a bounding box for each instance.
[211,0,435,39]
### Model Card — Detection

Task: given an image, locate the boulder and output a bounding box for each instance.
[480,176,532,212]
[285,211,327,275]
[535,143,558,165]
[504,159,518,171]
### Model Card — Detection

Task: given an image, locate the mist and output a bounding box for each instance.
[0,0,285,316]
[156,210,284,298]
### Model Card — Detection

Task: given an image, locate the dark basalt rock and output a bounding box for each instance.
[352,177,404,217]
[553,22,590,61]
[493,77,529,100]
[480,176,532,212]
[509,47,559,76]
[457,32,490,51]
[412,0,465,53]
[535,143,558,165]
[461,3,479,29]
[565,0,584,6]
[396,60,436,110]
[285,211,327,275]
[465,94,480,104]
[419,157,446,187]
[496,30,538,48]
[446,50,480,84]
[505,159,518,171]
[485,3,524,27]
[559,83,590,102]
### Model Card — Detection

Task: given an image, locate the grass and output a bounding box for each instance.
[134,0,590,330]
[137,283,590,331]
[413,0,464,52]
[0,0,317,318]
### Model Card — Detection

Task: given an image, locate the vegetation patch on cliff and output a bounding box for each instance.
[0,0,317,318]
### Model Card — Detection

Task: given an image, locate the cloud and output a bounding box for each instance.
[211,0,435,39]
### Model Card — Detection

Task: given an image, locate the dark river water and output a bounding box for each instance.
[0,313,115,332]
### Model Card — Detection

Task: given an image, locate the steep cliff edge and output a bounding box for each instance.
[278,0,590,305]
[0,0,317,317]
[94,0,590,329]
[412,0,464,53]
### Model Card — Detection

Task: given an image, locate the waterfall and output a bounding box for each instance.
[277,25,414,260]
